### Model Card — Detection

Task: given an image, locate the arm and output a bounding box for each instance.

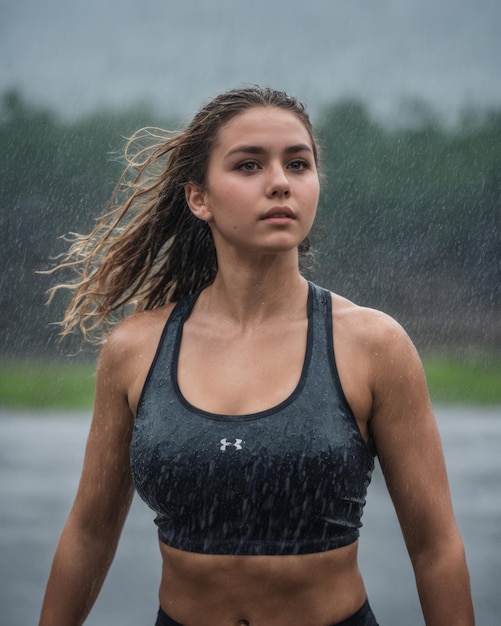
[39,333,136,626]
[368,318,475,625]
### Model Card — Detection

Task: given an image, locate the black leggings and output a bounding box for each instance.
[155,599,379,625]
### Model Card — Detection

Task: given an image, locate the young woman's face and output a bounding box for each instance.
[189,107,320,257]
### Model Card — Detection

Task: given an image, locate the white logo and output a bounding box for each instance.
[220,438,243,451]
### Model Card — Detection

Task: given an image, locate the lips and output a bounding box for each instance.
[261,206,296,220]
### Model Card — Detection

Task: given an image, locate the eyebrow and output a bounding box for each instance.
[224,143,313,159]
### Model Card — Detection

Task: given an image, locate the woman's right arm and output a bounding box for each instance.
[39,330,136,626]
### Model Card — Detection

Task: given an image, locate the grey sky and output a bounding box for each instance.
[1,0,500,121]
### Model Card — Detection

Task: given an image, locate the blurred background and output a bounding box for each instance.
[0,1,500,624]
[1,0,500,359]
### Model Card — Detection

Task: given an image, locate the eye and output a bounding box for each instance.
[237,161,260,172]
[287,159,309,171]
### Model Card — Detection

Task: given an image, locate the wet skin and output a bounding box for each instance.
[102,269,464,625]
[158,541,366,626]
[118,111,380,624]
[127,110,370,623]
[122,287,375,626]
[40,107,471,625]
[122,285,378,626]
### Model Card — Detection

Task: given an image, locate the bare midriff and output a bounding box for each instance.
[158,541,367,626]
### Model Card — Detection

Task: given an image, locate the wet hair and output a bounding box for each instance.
[49,85,320,343]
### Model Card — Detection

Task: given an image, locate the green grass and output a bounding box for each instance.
[422,354,501,405]
[0,360,95,409]
[0,354,500,410]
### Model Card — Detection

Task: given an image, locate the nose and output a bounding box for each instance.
[266,163,291,198]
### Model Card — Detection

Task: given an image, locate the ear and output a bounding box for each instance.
[184,182,213,222]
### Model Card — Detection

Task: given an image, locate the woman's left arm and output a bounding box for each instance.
[369,317,475,625]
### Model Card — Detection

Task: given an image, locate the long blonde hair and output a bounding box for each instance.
[48,86,319,344]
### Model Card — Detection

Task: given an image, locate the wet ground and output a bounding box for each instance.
[1,406,500,625]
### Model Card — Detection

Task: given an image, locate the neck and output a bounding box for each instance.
[200,252,308,326]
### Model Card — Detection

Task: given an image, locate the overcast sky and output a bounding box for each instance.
[1,0,500,122]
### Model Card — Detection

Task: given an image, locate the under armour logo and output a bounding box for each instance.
[220,438,243,451]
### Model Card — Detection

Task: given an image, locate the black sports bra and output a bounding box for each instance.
[130,282,375,555]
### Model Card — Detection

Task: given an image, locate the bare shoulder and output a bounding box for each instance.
[96,302,177,412]
[330,292,414,354]
[102,303,177,358]
[328,290,426,403]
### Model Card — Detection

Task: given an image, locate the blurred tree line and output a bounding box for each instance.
[1,90,499,358]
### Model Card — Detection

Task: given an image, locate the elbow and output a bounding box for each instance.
[409,526,470,580]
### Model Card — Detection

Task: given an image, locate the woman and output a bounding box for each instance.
[39,86,474,625]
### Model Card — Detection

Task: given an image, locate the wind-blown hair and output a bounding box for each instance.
[48,86,319,344]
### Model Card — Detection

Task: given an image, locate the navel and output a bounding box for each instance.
[237,620,250,626]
